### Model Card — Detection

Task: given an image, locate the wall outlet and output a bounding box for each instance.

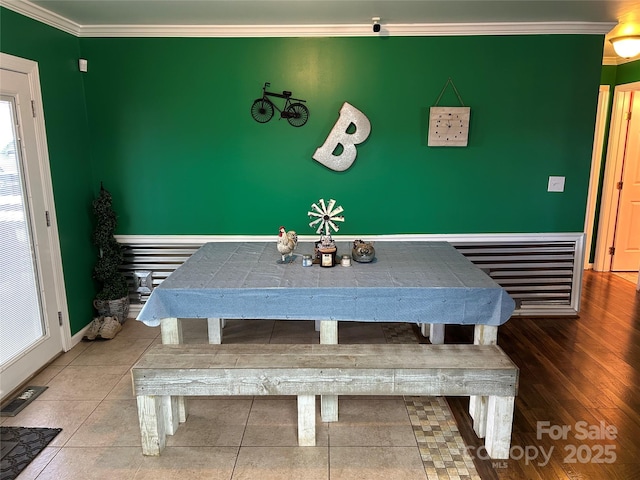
[548,176,565,192]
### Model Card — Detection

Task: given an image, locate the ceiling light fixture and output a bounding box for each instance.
[608,22,640,58]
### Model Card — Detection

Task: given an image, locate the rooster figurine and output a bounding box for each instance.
[277,226,298,263]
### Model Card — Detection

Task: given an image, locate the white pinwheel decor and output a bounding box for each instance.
[308,198,345,236]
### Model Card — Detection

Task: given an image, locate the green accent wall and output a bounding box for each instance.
[0,7,95,335]
[600,65,617,85]
[2,6,620,334]
[80,35,604,236]
[615,58,640,85]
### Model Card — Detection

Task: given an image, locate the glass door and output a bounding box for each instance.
[0,62,65,399]
[0,97,46,363]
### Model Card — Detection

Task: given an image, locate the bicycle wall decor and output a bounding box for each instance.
[251,82,309,127]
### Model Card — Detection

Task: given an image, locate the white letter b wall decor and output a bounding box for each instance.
[313,102,371,172]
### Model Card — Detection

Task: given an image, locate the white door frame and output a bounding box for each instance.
[594,81,640,272]
[0,53,71,388]
[584,85,610,269]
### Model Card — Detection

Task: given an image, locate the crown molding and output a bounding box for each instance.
[603,54,640,65]
[0,0,615,66]
[0,0,81,36]
[79,21,615,38]
[0,1,614,38]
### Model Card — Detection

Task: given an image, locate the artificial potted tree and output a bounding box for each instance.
[87,184,129,339]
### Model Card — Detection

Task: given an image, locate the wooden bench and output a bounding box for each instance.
[131,343,519,458]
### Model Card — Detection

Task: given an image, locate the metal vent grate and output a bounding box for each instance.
[121,246,199,303]
[451,242,578,315]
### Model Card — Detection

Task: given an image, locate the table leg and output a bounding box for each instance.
[320,320,338,344]
[161,317,183,344]
[469,324,498,438]
[160,318,188,424]
[419,324,445,343]
[319,320,338,422]
[474,324,498,345]
[419,323,429,337]
[429,324,445,344]
[208,318,223,344]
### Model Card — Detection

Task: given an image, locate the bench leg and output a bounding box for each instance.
[297,395,316,446]
[484,396,515,460]
[470,324,498,437]
[469,396,488,438]
[208,317,223,344]
[321,395,338,423]
[136,395,167,456]
[161,395,182,435]
[160,317,188,424]
[319,320,338,422]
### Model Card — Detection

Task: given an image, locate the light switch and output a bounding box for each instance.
[548,176,565,192]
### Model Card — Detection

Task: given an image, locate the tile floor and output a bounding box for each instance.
[1,319,481,480]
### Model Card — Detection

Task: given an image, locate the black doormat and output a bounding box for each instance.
[0,427,61,480]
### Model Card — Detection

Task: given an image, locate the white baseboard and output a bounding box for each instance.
[70,324,91,348]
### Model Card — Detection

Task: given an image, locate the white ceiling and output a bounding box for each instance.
[8,0,640,61]
[22,1,640,25]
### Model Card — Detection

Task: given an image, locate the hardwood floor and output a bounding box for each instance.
[447,271,640,480]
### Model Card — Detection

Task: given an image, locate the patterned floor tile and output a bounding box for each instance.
[382,323,482,480]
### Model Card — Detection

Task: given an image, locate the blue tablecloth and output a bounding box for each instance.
[137,241,515,327]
